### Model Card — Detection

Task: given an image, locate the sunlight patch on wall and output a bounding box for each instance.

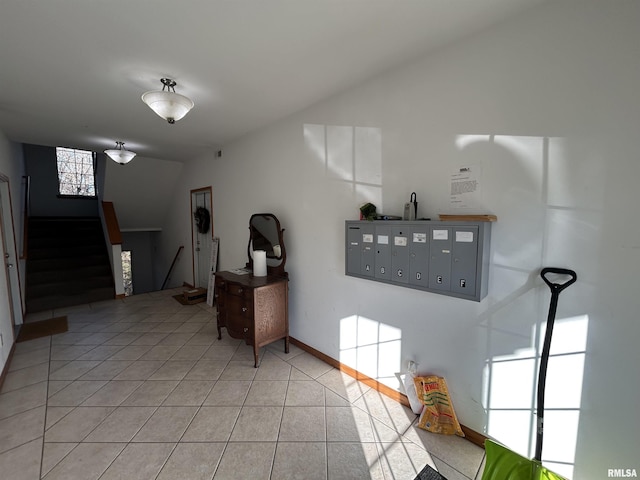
[455,134,491,150]
[484,314,588,480]
[304,124,383,210]
[340,314,402,388]
[455,130,602,479]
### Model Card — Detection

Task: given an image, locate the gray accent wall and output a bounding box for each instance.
[122,231,159,294]
[23,143,98,217]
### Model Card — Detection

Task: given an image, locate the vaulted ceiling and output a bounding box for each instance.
[0,0,545,162]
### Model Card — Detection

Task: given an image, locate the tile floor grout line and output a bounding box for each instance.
[323,386,329,480]
[37,335,54,480]
[4,288,486,479]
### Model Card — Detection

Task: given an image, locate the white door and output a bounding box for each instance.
[191,188,213,289]
[0,177,19,368]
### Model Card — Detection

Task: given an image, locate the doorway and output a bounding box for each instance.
[191,187,213,289]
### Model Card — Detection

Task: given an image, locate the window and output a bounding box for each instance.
[56,147,96,197]
[121,250,133,296]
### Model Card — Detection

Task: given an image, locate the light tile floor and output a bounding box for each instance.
[0,288,485,480]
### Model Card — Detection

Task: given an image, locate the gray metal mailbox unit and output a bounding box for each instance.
[345,220,491,301]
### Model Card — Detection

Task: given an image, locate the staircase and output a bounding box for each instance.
[26,217,115,313]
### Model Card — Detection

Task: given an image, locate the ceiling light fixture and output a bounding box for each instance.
[105,141,136,165]
[141,78,194,124]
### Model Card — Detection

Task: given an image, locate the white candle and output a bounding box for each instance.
[253,250,267,277]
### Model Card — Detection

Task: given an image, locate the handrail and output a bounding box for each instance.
[21,175,30,259]
[101,201,123,245]
[162,245,184,290]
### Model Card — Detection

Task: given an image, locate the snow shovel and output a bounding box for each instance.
[482,267,577,480]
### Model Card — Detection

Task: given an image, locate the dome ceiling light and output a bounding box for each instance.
[105,141,136,165]
[141,78,194,124]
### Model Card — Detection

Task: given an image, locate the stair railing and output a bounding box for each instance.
[21,175,30,259]
[99,201,124,298]
[102,201,123,246]
[162,245,184,290]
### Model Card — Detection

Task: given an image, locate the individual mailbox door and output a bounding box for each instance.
[429,226,452,291]
[391,226,409,284]
[409,227,429,288]
[360,225,375,277]
[451,226,479,296]
[346,224,362,276]
[374,225,392,281]
[346,222,374,277]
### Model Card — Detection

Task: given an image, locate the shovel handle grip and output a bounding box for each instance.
[541,267,577,294]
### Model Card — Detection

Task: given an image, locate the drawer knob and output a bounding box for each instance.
[238,288,243,293]
[243,327,248,333]
[242,307,247,312]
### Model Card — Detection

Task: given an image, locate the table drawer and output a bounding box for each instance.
[227,295,253,319]
[227,283,251,298]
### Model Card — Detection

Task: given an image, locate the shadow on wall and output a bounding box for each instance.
[303,124,604,479]
[304,123,383,211]
[303,123,404,386]
[303,121,398,373]
[461,134,603,480]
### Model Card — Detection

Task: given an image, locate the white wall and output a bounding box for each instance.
[103,155,183,231]
[166,1,639,477]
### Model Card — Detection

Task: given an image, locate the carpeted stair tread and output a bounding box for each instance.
[26,244,107,260]
[27,264,112,284]
[27,254,110,272]
[26,276,114,298]
[26,288,116,312]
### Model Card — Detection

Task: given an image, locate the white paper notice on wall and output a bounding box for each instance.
[394,236,407,246]
[413,232,427,243]
[433,229,448,241]
[450,165,481,209]
[363,233,374,243]
[378,235,389,245]
[456,231,474,243]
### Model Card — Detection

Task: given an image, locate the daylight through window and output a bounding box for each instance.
[56,147,96,197]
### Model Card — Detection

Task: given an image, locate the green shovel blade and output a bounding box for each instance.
[482,440,567,480]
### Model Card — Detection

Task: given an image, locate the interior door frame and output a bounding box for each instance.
[0,173,23,327]
[190,186,214,288]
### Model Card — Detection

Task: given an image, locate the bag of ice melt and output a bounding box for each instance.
[414,375,464,437]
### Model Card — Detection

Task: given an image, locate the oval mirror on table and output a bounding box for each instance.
[247,213,287,277]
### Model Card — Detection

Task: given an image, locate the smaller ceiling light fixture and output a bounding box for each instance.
[105,141,136,165]
[141,78,194,124]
